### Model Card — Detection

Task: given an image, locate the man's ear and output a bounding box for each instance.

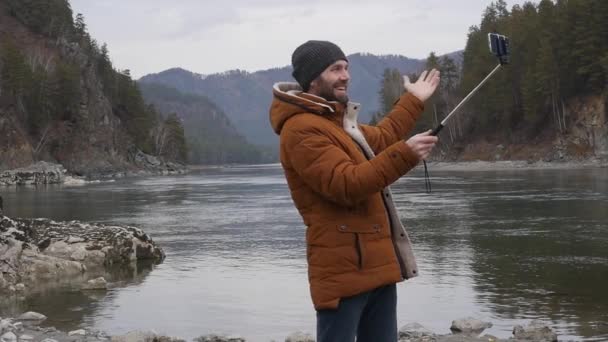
[308,79,317,92]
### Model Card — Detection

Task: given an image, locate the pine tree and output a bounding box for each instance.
[571,0,605,91]
[0,38,31,109]
[440,56,458,93]
[379,68,404,114]
[370,68,404,125]
[52,62,81,121]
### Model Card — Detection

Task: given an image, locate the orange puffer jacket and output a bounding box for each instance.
[269,82,423,310]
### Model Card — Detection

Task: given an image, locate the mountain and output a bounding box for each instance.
[139,82,266,164]
[139,52,463,147]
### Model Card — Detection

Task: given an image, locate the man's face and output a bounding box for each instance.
[309,60,350,104]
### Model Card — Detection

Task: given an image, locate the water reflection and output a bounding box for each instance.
[0,260,158,331]
[463,169,608,340]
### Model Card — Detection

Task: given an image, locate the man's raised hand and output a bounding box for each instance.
[403,69,440,102]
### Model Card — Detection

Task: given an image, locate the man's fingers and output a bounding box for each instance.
[414,135,439,143]
[430,70,441,86]
[403,75,411,86]
[424,69,433,82]
[424,69,436,82]
[424,69,438,84]
[418,70,428,83]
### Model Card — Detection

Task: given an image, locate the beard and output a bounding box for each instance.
[316,78,349,104]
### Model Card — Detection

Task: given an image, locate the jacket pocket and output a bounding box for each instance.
[336,223,381,270]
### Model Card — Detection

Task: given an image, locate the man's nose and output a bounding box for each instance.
[340,70,350,81]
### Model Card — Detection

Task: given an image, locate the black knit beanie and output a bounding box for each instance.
[291,40,347,91]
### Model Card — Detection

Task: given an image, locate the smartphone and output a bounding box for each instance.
[488,33,510,64]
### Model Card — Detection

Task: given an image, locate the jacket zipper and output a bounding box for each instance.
[355,233,363,270]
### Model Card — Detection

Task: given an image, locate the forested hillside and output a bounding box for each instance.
[0,0,187,175]
[139,83,266,164]
[376,0,607,161]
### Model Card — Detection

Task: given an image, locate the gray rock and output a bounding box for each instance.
[16,312,47,321]
[0,332,17,342]
[399,322,435,339]
[14,284,25,292]
[20,248,87,280]
[70,249,88,261]
[68,329,86,336]
[110,331,185,342]
[285,331,315,342]
[67,236,86,244]
[18,335,33,341]
[111,331,157,342]
[194,334,246,342]
[0,320,13,335]
[0,162,66,186]
[40,339,59,342]
[0,214,164,292]
[82,277,108,290]
[450,317,492,334]
[512,320,557,341]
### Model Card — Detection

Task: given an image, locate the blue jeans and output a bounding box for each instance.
[316,284,398,342]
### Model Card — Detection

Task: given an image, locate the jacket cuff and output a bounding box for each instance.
[384,140,420,176]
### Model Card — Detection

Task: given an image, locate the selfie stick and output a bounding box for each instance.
[430,33,510,136]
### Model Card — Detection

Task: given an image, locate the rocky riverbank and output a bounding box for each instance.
[0,314,559,342]
[0,150,187,186]
[424,158,607,172]
[0,213,164,294]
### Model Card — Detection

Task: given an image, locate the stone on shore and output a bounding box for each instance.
[285,331,315,342]
[16,312,47,321]
[111,330,187,342]
[450,317,493,334]
[0,320,11,334]
[0,332,17,342]
[513,320,558,341]
[68,329,86,336]
[194,334,245,342]
[81,277,108,290]
[399,322,436,339]
[0,162,66,186]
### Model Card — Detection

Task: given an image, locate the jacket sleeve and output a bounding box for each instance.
[282,119,420,207]
[359,92,424,154]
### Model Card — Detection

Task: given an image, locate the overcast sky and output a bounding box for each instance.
[69,0,529,78]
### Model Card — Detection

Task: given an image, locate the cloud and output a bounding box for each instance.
[70,0,528,78]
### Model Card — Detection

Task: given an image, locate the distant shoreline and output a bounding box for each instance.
[422,159,607,171]
[187,159,607,172]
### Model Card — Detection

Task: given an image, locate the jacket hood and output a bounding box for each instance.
[269,82,339,135]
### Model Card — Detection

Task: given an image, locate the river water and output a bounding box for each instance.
[1,164,607,341]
